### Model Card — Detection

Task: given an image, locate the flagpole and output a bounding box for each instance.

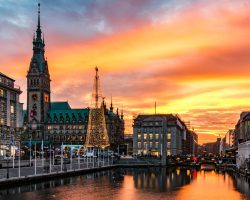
[35,142,37,175]
[93,149,95,168]
[70,147,72,171]
[78,148,80,170]
[61,143,63,172]
[12,150,14,168]
[18,141,20,177]
[29,138,32,167]
[42,140,44,168]
[49,144,51,173]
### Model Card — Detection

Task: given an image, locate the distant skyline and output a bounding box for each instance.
[1,0,250,144]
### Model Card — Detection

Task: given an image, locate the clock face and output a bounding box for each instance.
[32,94,38,101]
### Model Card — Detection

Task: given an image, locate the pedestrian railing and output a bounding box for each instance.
[0,157,114,180]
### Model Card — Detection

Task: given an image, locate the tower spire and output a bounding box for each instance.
[110,95,113,112]
[36,3,42,39]
[95,67,99,108]
[121,107,124,120]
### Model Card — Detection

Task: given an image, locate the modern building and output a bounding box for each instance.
[185,130,198,155]
[233,112,250,169]
[133,114,192,157]
[0,72,23,156]
[220,129,235,156]
[199,138,221,156]
[22,4,124,151]
[124,134,133,155]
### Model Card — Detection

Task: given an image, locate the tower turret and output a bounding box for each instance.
[26,3,51,141]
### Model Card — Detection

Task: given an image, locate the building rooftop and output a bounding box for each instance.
[50,102,71,110]
[0,72,15,81]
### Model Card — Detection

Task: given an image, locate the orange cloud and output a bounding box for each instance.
[1,1,250,144]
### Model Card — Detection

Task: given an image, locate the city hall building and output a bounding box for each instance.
[22,4,124,150]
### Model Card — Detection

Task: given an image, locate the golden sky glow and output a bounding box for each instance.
[1,0,250,144]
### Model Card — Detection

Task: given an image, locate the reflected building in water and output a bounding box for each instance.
[132,167,195,192]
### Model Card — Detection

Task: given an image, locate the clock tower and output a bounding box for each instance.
[27,3,51,140]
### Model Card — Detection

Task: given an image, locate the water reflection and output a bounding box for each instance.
[0,168,249,200]
[132,167,195,192]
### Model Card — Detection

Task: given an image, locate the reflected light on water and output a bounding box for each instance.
[176,171,243,200]
[0,168,249,200]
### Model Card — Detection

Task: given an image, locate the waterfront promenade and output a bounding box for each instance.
[0,157,113,185]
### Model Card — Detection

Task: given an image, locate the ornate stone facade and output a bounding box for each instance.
[22,4,124,150]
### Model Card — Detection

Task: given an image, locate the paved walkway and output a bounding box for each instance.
[0,158,112,180]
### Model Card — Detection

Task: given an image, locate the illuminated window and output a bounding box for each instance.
[0,89,4,97]
[155,134,159,140]
[149,134,153,139]
[167,133,171,140]
[167,142,171,148]
[138,134,141,140]
[144,134,147,140]
[167,150,171,156]
[10,105,14,114]
[0,118,4,125]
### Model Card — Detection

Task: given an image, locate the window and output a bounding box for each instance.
[167,133,171,140]
[167,142,171,148]
[155,142,159,148]
[144,134,147,140]
[155,134,159,140]
[137,128,141,133]
[0,118,4,125]
[150,142,153,148]
[0,89,4,97]
[138,134,141,140]
[149,134,153,140]
[10,105,14,114]
[10,93,16,101]
[138,142,141,148]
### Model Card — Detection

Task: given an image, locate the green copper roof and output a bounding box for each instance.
[50,102,71,110]
[48,102,89,123]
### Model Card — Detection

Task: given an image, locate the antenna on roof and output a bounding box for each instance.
[155,101,156,115]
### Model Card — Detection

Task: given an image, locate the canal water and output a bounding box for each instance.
[0,167,249,200]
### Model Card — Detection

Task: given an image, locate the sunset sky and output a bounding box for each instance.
[1,0,250,144]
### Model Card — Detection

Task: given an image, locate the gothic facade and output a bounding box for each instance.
[22,4,124,150]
